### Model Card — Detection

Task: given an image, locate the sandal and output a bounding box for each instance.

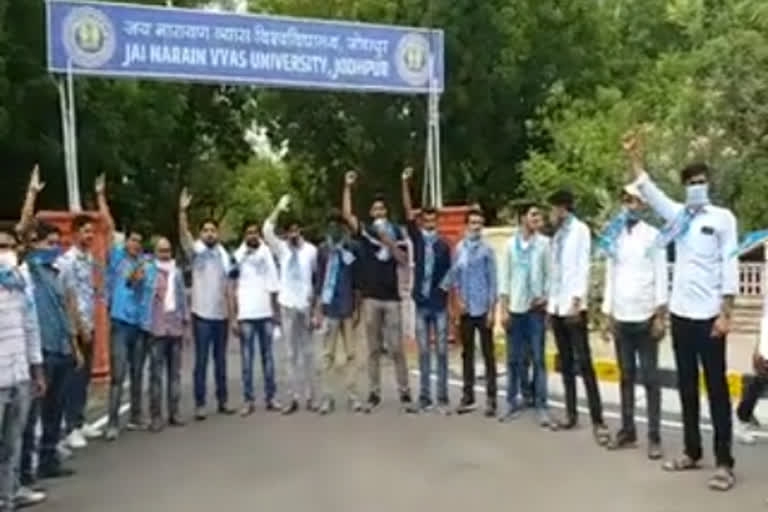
[593,424,611,446]
[707,467,735,492]
[662,455,700,472]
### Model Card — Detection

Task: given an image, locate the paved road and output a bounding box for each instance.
[36,368,768,512]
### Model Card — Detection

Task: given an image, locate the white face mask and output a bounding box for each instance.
[0,250,18,268]
[685,183,710,207]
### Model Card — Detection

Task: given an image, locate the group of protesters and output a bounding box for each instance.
[1,130,766,509]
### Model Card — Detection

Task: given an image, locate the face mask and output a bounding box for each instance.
[373,218,388,229]
[27,248,61,266]
[0,250,18,268]
[467,231,481,241]
[625,208,640,221]
[421,228,437,238]
[685,184,709,207]
[327,224,343,243]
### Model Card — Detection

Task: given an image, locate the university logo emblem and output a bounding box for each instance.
[395,33,431,87]
[62,7,116,68]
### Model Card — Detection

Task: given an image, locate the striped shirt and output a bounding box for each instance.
[0,265,43,388]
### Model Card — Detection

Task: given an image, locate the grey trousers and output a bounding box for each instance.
[0,382,30,511]
[363,299,409,395]
[320,317,359,401]
[281,306,315,401]
[149,336,182,421]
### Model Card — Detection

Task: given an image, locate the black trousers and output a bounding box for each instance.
[460,314,497,402]
[671,315,733,468]
[736,374,767,423]
[552,313,603,425]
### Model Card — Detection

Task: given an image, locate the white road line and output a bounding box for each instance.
[84,371,768,441]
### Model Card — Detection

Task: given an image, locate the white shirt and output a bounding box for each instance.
[633,172,738,320]
[601,220,668,322]
[233,243,279,321]
[547,216,591,316]
[263,220,317,311]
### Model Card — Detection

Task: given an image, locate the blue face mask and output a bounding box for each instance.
[685,183,709,207]
[625,208,640,221]
[27,247,61,266]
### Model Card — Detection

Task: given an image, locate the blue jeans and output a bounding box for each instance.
[415,307,449,403]
[65,333,93,432]
[39,352,75,469]
[107,321,148,428]
[505,311,547,410]
[193,316,229,408]
[239,319,276,404]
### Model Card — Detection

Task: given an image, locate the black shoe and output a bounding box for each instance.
[400,392,418,414]
[606,429,637,450]
[218,404,237,415]
[556,415,578,431]
[484,399,497,418]
[364,392,381,413]
[169,416,186,427]
[281,399,299,415]
[38,465,75,480]
[305,399,318,413]
[455,397,477,415]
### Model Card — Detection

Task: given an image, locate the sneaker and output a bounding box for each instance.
[218,404,237,415]
[126,418,148,431]
[648,441,663,460]
[484,399,497,418]
[348,397,364,413]
[734,418,756,445]
[103,426,119,442]
[194,407,207,421]
[169,416,186,427]
[265,399,281,412]
[364,392,381,413]
[305,399,318,413]
[318,398,335,415]
[605,429,637,450]
[455,397,477,415]
[435,401,452,416]
[281,399,299,415]
[536,409,553,429]
[15,485,47,507]
[499,406,523,423]
[80,423,102,439]
[56,442,73,460]
[418,396,433,412]
[149,418,164,433]
[240,402,256,417]
[400,392,418,414]
[65,429,87,449]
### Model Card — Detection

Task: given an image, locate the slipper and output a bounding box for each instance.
[707,468,735,492]
[662,455,700,472]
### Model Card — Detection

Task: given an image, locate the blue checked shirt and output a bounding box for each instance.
[450,238,498,317]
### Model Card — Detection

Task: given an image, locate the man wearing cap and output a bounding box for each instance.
[598,184,668,459]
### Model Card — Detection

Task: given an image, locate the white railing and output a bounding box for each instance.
[667,263,764,297]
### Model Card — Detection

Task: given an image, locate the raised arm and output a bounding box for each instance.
[342,171,360,233]
[263,194,290,253]
[401,167,416,222]
[95,174,115,245]
[178,188,195,256]
[623,132,681,222]
[16,164,45,241]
